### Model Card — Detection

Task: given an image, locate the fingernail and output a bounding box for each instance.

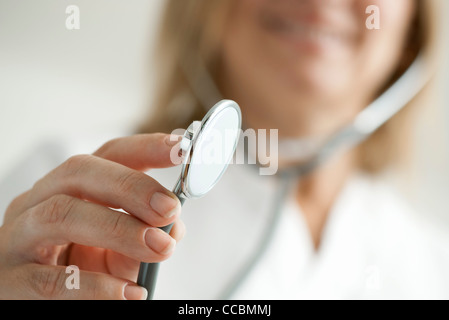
[145,228,176,255]
[165,134,182,147]
[150,192,181,218]
[123,284,148,300]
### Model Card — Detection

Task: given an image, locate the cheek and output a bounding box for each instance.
[221,1,279,94]
[220,0,416,107]
[354,0,416,94]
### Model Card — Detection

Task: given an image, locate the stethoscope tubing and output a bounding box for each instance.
[137,180,186,300]
[138,52,430,299]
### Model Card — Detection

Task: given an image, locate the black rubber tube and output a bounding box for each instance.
[137,196,186,300]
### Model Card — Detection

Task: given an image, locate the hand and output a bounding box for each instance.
[0,134,185,300]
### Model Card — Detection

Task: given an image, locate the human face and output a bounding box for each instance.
[220,0,417,137]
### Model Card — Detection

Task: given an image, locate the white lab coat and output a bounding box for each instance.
[1,136,448,300]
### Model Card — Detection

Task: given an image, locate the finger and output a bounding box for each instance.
[103,250,140,282]
[67,246,140,282]
[93,133,182,171]
[9,195,176,264]
[5,264,147,300]
[5,133,183,224]
[169,219,186,243]
[3,191,29,225]
[19,154,182,227]
[67,220,186,282]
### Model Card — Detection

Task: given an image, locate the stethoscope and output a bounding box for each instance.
[137,53,431,299]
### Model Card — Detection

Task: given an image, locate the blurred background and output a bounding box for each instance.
[0,0,448,222]
[0,0,164,177]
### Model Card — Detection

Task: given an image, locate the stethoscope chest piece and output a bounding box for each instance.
[138,99,242,299]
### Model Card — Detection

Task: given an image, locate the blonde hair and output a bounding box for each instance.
[140,0,441,174]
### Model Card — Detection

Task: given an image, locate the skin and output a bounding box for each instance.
[219,0,416,248]
[0,134,185,299]
[0,0,417,299]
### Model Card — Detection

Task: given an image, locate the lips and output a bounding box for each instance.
[259,9,357,51]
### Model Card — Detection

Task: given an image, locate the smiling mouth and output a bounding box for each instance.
[259,11,356,49]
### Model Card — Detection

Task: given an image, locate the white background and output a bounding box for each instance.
[0,0,165,178]
[0,0,448,221]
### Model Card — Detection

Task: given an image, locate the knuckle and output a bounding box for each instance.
[62,154,93,176]
[6,195,21,213]
[32,154,93,193]
[28,266,68,299]
[39,195,77,227]
[3,192,27,223]
[114,171,142,197]
[90,274,116,300]
[107,212,129,240]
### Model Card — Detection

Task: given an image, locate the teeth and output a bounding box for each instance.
[261,13,351,46]
[284,20,346,44]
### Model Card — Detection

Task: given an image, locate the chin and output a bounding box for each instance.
[282,64,351,103]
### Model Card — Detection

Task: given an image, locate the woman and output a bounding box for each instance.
[0,0,447,299]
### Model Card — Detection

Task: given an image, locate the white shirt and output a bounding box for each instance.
[231,175,449,300]
[1,136,449,299]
